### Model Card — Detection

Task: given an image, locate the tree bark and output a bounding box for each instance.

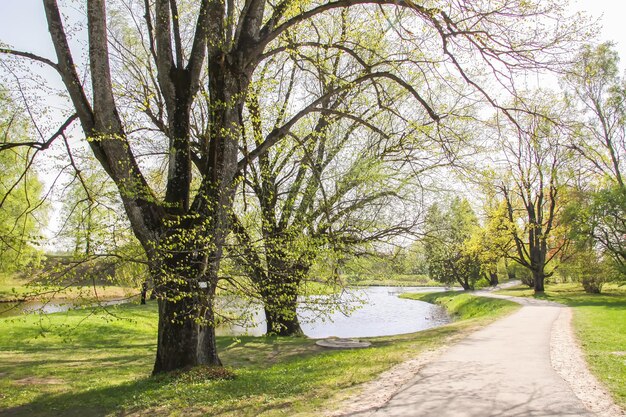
[262,256,305,336]
[488,271,499,286]
[533,269,545,293]
[140,281,148,305]
[264,296,303,336]
[153,291,221,373]
[457,276,472,291]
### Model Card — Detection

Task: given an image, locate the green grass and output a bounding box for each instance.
[0,293,519,416]
[0,272,138,304]
[400,291,520,320]
[496,282,626,408]
[352,276,512,289]
[349,274,445,287]
[0,273,34,300]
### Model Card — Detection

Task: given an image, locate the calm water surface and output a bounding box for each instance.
[216,286,451,338]
[1,286,452,338]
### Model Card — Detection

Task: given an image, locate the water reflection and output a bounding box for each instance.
[216,286,451,338]
[0,286,452,339]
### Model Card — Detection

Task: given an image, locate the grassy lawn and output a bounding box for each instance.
[0,274,36,300]
[496,282,626,408]
[349,274,445,287]
[0,292,519,416]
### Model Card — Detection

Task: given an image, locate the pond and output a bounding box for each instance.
[0,286,452,338]
[216,286,452,338]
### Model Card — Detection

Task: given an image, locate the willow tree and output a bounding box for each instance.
[1,0,587,372]
[227,9,455,335]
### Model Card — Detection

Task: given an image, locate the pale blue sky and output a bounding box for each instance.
[1,0,626,61]
[1,0,624,244]
[0,1,54,58]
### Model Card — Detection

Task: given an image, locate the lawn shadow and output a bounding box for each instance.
[0,342,361,417]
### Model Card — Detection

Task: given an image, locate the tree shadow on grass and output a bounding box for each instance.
[0,342,358,417]
[219,335,322,366]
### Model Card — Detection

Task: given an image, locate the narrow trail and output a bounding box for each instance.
[332,286,623,417]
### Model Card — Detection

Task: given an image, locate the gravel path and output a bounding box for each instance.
[550,306,624,416]
[327,291,624,417]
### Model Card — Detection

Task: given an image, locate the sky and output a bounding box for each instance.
[1,0,626,100]
[1,0,626,63]
[1,0,626,245]
[572,0,626,59]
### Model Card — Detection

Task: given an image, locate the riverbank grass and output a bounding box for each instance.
[0,292,519,416]
[496,283,626,408]
[349,274,444,287]
[400,291,520,320]
[0,272,137,304]
[0,273,33,300]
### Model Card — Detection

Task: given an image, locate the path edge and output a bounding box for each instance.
[550,306,625,417]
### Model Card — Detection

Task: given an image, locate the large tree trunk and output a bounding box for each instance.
[262,257,305,336]
[151,239,224,374]
[457,276,472,291]
[262,275,304,335]
[153,287,221,373]
[140,280,148,305]
[530,236,547,293]
[533,269,545,293]
[264,295,303,336]
[488,271,499,286]
[261,247,309,336]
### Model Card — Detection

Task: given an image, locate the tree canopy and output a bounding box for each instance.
[0,0,592,372]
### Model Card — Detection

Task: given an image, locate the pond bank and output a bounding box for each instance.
[0,291,518,417]
[2,286,452,339]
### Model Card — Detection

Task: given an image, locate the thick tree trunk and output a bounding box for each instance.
[261,246,309,336]
[533,270,545,293]
[530,238,547,293]
[457,276,472,291]
[150,210,228,374]
[488,271,499,286]
[264,299,303,336]
[153,295,221,373]
[140,280,148,305]
[262,276,303,336]
[152,257,222,374]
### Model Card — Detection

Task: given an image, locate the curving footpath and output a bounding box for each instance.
[340,289,614,417]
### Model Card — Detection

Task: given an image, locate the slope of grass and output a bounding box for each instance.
[496,283,626,408]
[0,272,137,305]
[0,293,518,417]
[400,291,520,320]
[347,273,445,287]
